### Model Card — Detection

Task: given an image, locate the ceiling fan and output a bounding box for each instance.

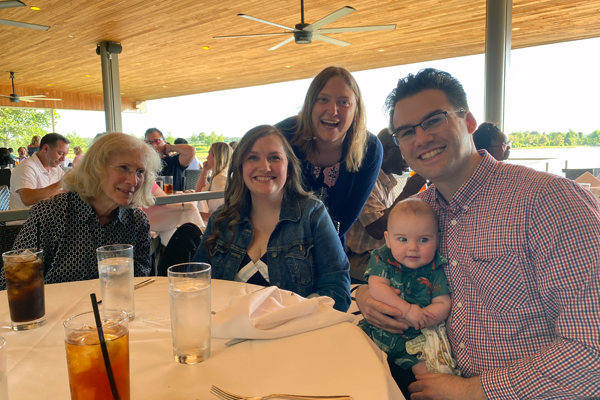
[1,72,61,103]
[0,0,49,30]
[213,0,396,51]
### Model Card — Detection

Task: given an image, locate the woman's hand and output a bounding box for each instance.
[355,285,409,334]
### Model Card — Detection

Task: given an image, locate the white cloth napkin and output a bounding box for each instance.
[212,286,354,339]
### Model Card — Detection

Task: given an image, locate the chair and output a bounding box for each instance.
[0,169,11,188]
[0,224,24,286]
[0,185,9,211]
[157,223,203,277]
[184,169,203,191]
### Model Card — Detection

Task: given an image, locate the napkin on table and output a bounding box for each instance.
[212,286,354,339]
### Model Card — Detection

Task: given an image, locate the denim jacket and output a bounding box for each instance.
[193,195,351,311]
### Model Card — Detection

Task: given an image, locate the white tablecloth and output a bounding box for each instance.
[0,278,403,399]
[145,201,206,245]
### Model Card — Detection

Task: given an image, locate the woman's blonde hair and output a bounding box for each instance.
[205,125,310,255]
[208,142,232,190]
[31,135,41,145]
[62,132,162,208]
[290,66,368,172]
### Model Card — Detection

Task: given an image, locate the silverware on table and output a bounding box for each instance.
[210,385,352,400]
[97,278,155,305]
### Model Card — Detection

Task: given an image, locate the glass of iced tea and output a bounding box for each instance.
[63,310,130,400]
[163,176,173,194]
[3,249,45,331]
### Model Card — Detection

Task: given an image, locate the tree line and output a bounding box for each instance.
[5,108,598,151]
[509,130,600,148]
[0,108,239,153]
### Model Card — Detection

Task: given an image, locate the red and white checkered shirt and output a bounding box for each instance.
[418,151,600,399]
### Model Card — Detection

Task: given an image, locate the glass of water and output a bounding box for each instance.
[97,244,135,320]
[168,262,211,364]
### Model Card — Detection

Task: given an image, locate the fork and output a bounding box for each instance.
[210,385,352,400]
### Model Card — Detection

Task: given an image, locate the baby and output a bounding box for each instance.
[359,198,459,376]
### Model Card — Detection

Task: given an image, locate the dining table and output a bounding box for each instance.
[0,277,404,399]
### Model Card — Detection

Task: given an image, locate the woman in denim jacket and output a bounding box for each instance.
[193,125,351,312]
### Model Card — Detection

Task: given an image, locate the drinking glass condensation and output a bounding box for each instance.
[168,263,211,364]
[3,249,45,330]
[63,310,130,400]
[163,176,173,195]
[97,244,135,320]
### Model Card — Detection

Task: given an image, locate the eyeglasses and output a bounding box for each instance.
[390,110,466,146]
[490,141,512,151]
[110,164,146,181]
[145,138,163,146]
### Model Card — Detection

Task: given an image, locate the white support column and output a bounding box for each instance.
[97,41,123,133]
[484,0,512,132]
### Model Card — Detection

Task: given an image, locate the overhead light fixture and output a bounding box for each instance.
[85,74,90,77]
[47,84,51,86]
[377,49,385,52]
[512,27,520,31]
[216,77,221,79]
[30,6,40,10]
[202,46,210,50]
[285,66,290,68]
[163,85,167,88]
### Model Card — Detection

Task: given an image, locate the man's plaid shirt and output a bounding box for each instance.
[417,151,600,399]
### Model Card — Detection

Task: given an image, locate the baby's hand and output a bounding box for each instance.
[404,304,427,330]
[422,308,437,328]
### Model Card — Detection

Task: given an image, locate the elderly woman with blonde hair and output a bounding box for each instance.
[11,132,162,285]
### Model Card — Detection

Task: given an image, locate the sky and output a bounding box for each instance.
[54,36,600,138]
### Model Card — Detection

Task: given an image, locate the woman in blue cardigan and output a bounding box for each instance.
[276,66,383,246]
[194,125,351,312]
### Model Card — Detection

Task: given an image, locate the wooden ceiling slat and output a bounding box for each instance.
[1,0,599,110]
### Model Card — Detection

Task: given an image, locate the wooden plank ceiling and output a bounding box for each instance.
[1,0,599,110]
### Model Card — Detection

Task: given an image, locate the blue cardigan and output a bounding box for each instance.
[276,116,383,242]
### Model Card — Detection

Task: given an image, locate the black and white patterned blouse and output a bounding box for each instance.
[5,192,151,288]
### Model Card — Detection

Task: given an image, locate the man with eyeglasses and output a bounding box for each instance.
[355,68,600,399]
[144,128,196,191]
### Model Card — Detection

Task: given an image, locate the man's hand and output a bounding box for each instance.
[354,285,409,334]
[409,374,486,400]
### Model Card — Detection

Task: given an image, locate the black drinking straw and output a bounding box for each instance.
[90,293,121,400]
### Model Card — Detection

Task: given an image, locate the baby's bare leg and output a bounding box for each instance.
[412,361,428,376]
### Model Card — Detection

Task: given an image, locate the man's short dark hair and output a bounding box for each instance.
[385,68,469,130]
[40,133,70,149]
[8,148,13,153]
[145,128,164,139]
[473,122,502,152]
[174,138,188,145]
